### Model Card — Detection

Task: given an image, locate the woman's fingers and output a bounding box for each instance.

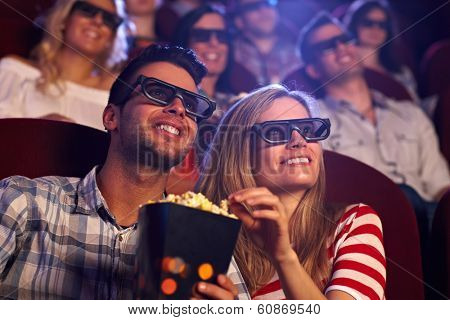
[229,203,256,228]
[252,209,282,221]
[229,187,272,202]
[232,194,286,216]
[243,194,280,208]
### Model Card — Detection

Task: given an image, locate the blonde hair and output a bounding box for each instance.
[31,0,129,94]
[196,84,337,294]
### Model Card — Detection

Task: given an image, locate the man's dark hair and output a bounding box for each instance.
[108,44,207,106]
[298,11,346,65]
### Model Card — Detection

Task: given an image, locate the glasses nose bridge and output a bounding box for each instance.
[164,92,187,116]
[374,22,386,30]
[91,10,104,23]
[286,125,307,148]
[335,38,348,50]
[208,31,220,44]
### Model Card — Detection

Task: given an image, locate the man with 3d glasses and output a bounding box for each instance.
[232,0,301,85]
[0,44,238,299]
[298,12,450,249]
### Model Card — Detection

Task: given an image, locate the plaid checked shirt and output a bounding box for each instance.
[0,167,250,299]
[233,34,301,86]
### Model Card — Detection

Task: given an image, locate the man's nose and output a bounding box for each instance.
[162,96,186,118]
[286,130,307,149]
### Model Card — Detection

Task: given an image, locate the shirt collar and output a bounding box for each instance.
[370,90,392,110]
[74,166,111,216]
[323,89,390,113]
[74,166,167,228]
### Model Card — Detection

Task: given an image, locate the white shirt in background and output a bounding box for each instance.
[319,90,450,201]
[0,57,108,131]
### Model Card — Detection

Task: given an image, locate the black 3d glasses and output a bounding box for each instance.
[124,76,216,122]
[71,1,123,31]
[309,33,356,56]
[359,18,389,30]
[252,118,331,144]
[190,29,229,44]
[237,0,277,14]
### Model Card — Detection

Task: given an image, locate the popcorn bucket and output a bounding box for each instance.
[135,202,241,299]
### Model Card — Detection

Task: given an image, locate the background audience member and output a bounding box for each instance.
[126,0,161,50]
[299,12,450,250]
[173,4,243,120]
[231,0,301,85]
[155,0,202,42]
[0,0,128,130]
[343,0,437,114]
[169,4,240,195]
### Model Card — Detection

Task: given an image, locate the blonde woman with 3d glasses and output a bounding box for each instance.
[197,85,386,300]
[0,0,128,130]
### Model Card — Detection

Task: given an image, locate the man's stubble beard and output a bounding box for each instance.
[325,63,364,86]
[121,125,192,174]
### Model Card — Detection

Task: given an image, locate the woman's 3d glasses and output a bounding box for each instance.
[71,1,123,31]
[359,18,389,30]
[190,29,229,44]
[252,118,331,144]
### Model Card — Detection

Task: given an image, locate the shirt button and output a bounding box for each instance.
[118,234,123,242]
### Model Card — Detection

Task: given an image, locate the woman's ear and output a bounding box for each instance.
[103,104,119,132]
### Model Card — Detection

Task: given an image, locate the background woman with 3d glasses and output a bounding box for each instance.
[0,0,128,130]
[343,0,424,106]
[197,85,386,300]
[173,4,246,121]
[168,4,246,195]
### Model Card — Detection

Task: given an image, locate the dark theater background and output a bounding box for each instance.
[0,0,449,300]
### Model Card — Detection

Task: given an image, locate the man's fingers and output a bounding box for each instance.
[195,277,237,300]
[217,274,238,297]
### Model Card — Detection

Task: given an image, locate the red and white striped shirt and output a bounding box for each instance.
[251,204,386,300]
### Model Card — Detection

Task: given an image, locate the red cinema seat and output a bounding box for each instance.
[324,150,425,299]
[0,118,108,180]
[428,191,450,299]
[421,39,450,97]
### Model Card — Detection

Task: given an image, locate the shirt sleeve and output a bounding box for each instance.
[0,177,29,276]
[325,204,386,300]
[0,57,27,118]
[227,256,251,300]
[414,106,450,200]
